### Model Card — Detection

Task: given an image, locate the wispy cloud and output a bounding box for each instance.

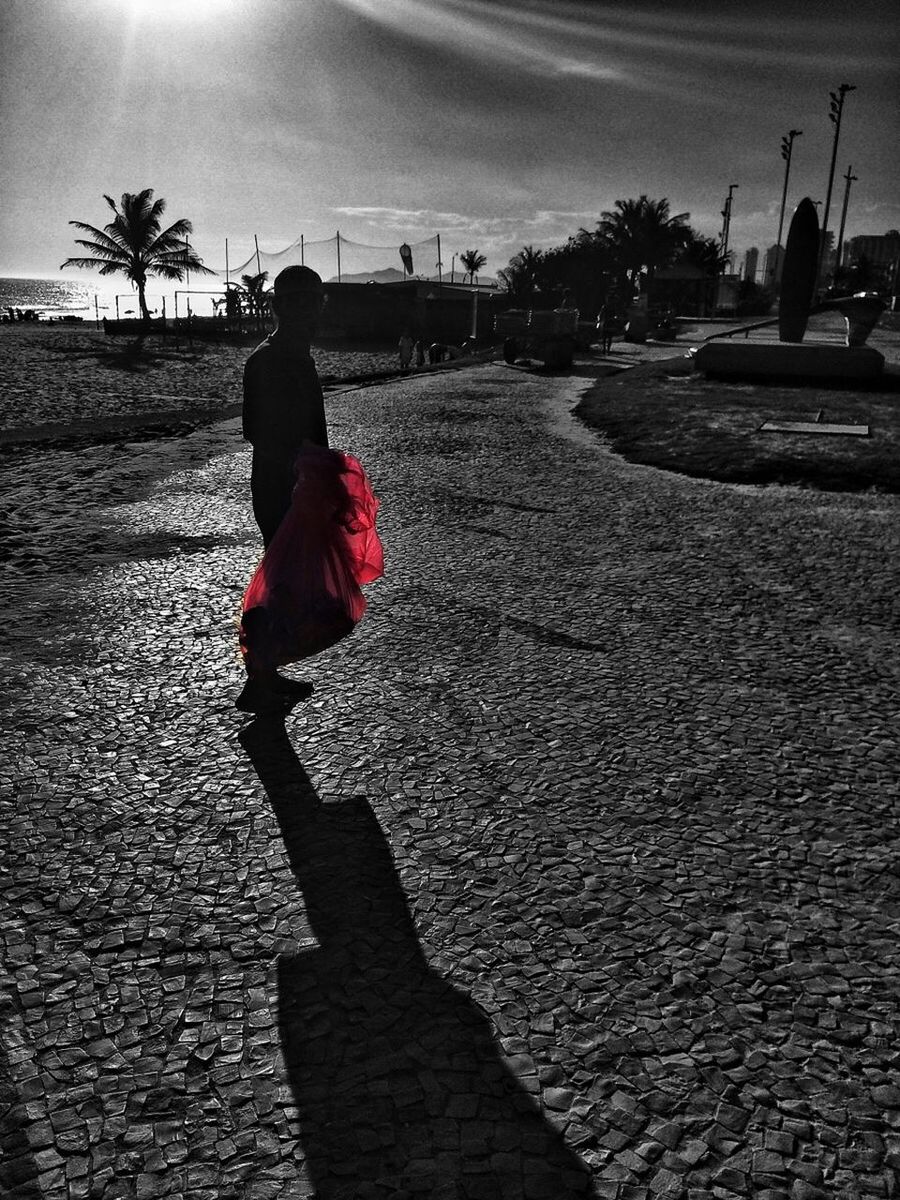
[333,0,896,104]
[334,206,474,230]
[333,0,634,86]
[439,0,898,72]
[333,205,601,236]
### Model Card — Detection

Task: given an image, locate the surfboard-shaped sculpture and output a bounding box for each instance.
[778,198,820,343]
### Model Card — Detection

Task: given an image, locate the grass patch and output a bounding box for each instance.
[576,355,900,492]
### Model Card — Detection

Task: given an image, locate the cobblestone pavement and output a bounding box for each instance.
[2,361,899,1199]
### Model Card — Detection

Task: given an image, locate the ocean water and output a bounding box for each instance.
[0,276,107,321]
[0,276,224,321]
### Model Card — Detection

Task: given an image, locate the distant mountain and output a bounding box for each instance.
[325,267,408,284]
[325,267,500,287]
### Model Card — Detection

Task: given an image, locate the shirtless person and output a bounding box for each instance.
[237,265,328,712]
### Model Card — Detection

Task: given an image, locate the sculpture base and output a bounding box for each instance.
[692,342,884,384]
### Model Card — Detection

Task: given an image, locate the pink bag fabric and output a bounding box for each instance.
[239,447,383,670]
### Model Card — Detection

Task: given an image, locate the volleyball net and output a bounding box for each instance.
[208,233,443,284]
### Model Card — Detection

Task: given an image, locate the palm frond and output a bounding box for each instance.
[68,219,123,249]
[150,233,197,258]
[153,245,215,276]
[101,218,137,254]
[154,217,194,242]
[69,226,132,259]
[149,263,193,281]
[102,190,162,255]
[69,240,131,266]
[146,195,168,223]
[60,256,132,274]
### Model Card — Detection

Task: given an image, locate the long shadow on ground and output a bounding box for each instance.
[239,719,594,1199]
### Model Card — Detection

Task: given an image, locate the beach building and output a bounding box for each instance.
[318,279,510,343]
[650,263,715,317]
[844,230,900,271]
[742,247,759,283]
[714,273,741,315]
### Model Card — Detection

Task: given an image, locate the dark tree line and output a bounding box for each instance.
[498,195,736,316]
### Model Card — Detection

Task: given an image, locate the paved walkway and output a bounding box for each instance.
[2,362,898,1199]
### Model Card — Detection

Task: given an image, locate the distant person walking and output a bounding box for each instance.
[398,331,414,369]
[414,338,426,367]
[597,304,616,355]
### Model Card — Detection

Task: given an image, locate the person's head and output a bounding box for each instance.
[271,266,324,336]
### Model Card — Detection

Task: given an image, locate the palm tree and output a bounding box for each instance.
[497,245,545,304]
[459,249,487,285]
[594,196,691,290]
[678,233,730,276]
[61,188,213,322]
[240,272,269,320]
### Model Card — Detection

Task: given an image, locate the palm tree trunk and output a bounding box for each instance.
[138,282,151,323]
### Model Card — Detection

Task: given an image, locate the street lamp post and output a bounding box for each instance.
[717,184,738,315]
[773,129,802,284]
[719,184,739,263]
[818,82,856,286]
[835,164,858,285]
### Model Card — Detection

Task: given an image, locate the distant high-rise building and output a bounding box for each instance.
[763,244,784,285]
[742,247,759,283]
[845,230,900,269]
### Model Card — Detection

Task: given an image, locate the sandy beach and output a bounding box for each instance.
[0,324,404,442]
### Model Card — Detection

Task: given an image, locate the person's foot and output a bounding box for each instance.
[235,678,291,714]
[271,674,314,699]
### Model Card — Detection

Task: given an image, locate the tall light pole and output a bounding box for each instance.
[773,129,802,284]
[818,82,856,285]
[719,183,739,266]
[835,164,858,285]
[716,184,738,315]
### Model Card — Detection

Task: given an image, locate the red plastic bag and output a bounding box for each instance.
[239,447,383,670]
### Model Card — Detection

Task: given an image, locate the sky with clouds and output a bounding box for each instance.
[0,0,897,281]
